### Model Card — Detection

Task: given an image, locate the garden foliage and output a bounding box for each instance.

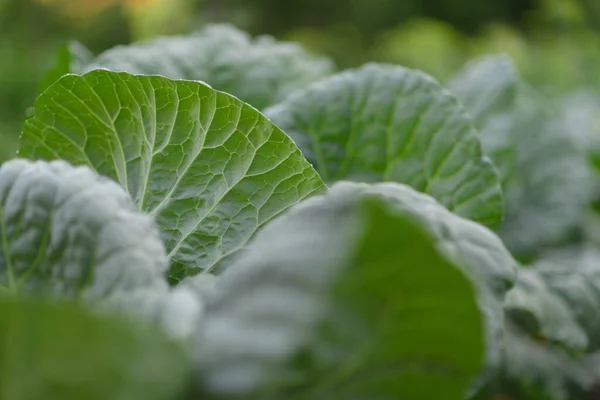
[2,23,600,399]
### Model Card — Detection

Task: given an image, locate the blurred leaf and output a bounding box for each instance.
[265,63,504,229]
[195,180,487,399]
[0,296,190,400]
[496,245,600,398]
[505,268,588,351]
[499,90,592,256]
[84,24,335,109]
[534,246,600,348]
[38,41,93,94]
[448,56,592,257]
[447,54,519,125]
[0,159,169,309]
[498,322,591,400]
[19,70,325,282]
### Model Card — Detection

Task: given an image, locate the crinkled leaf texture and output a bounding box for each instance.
[265,63,503,229]
[495,322,592,400]
[0,158,203,339]
[195,181,517,399]
[19,70,325,282]
[496,246,600,398]
[84,24,334,109]
[0,158,167,302]
[0,297,190,400]
[448,55,592,257]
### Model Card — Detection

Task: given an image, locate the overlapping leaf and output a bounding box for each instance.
[84,24,334,109]
[195,181,487,399]
[448,55,592,256]
[19,70,325,282]
[195,181,517,399]
[497,247,600,399]
[265,63,503,229]
[0,158,168,303]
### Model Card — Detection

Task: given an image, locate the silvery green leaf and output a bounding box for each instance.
[0,158,168,302]
[448,56,592,256]
[85,24,334,109]
[195,181,516,399]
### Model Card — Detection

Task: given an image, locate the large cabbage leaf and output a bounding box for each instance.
[265,63,503,229]
[19,70,325,282]
[194,181,517,399]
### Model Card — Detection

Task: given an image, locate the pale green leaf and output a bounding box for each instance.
[85,24,334,109]
[0,158,168,302]
[447,54,518,125]
[504,268,588,351]
[448,56,592,256]
[195,181,517,399]
[497,322,591,400]
[265,63,503,229]
[19,70,325,282]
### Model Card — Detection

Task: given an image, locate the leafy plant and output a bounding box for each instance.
[20,70,324,282]
[42,24,335,110]
[447,55,593,259]
[2,23,600,400]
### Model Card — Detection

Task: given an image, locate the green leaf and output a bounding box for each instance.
[497,322,591,400]
[0,158,168,304]
[264,63,503,229]
[323,182,516,372]
[504,268,588,351]
[497,92,591,257]
[447,55,519,125]
[0,158,204,340]
[38,41,93,95]
[84,24,335,109]
[0,296,190,400]
[19,70,325,282]
[494,246,600,398]
[533,246,600,349]
[447,56,592,256]
[195,181,516,399]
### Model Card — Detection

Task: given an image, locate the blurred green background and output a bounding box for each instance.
[1,0,600,162]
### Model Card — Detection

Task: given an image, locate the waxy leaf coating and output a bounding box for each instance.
[448,56,592,256]
[85,24,335,109]
[0,158,168,302]
[195,181,517,399]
